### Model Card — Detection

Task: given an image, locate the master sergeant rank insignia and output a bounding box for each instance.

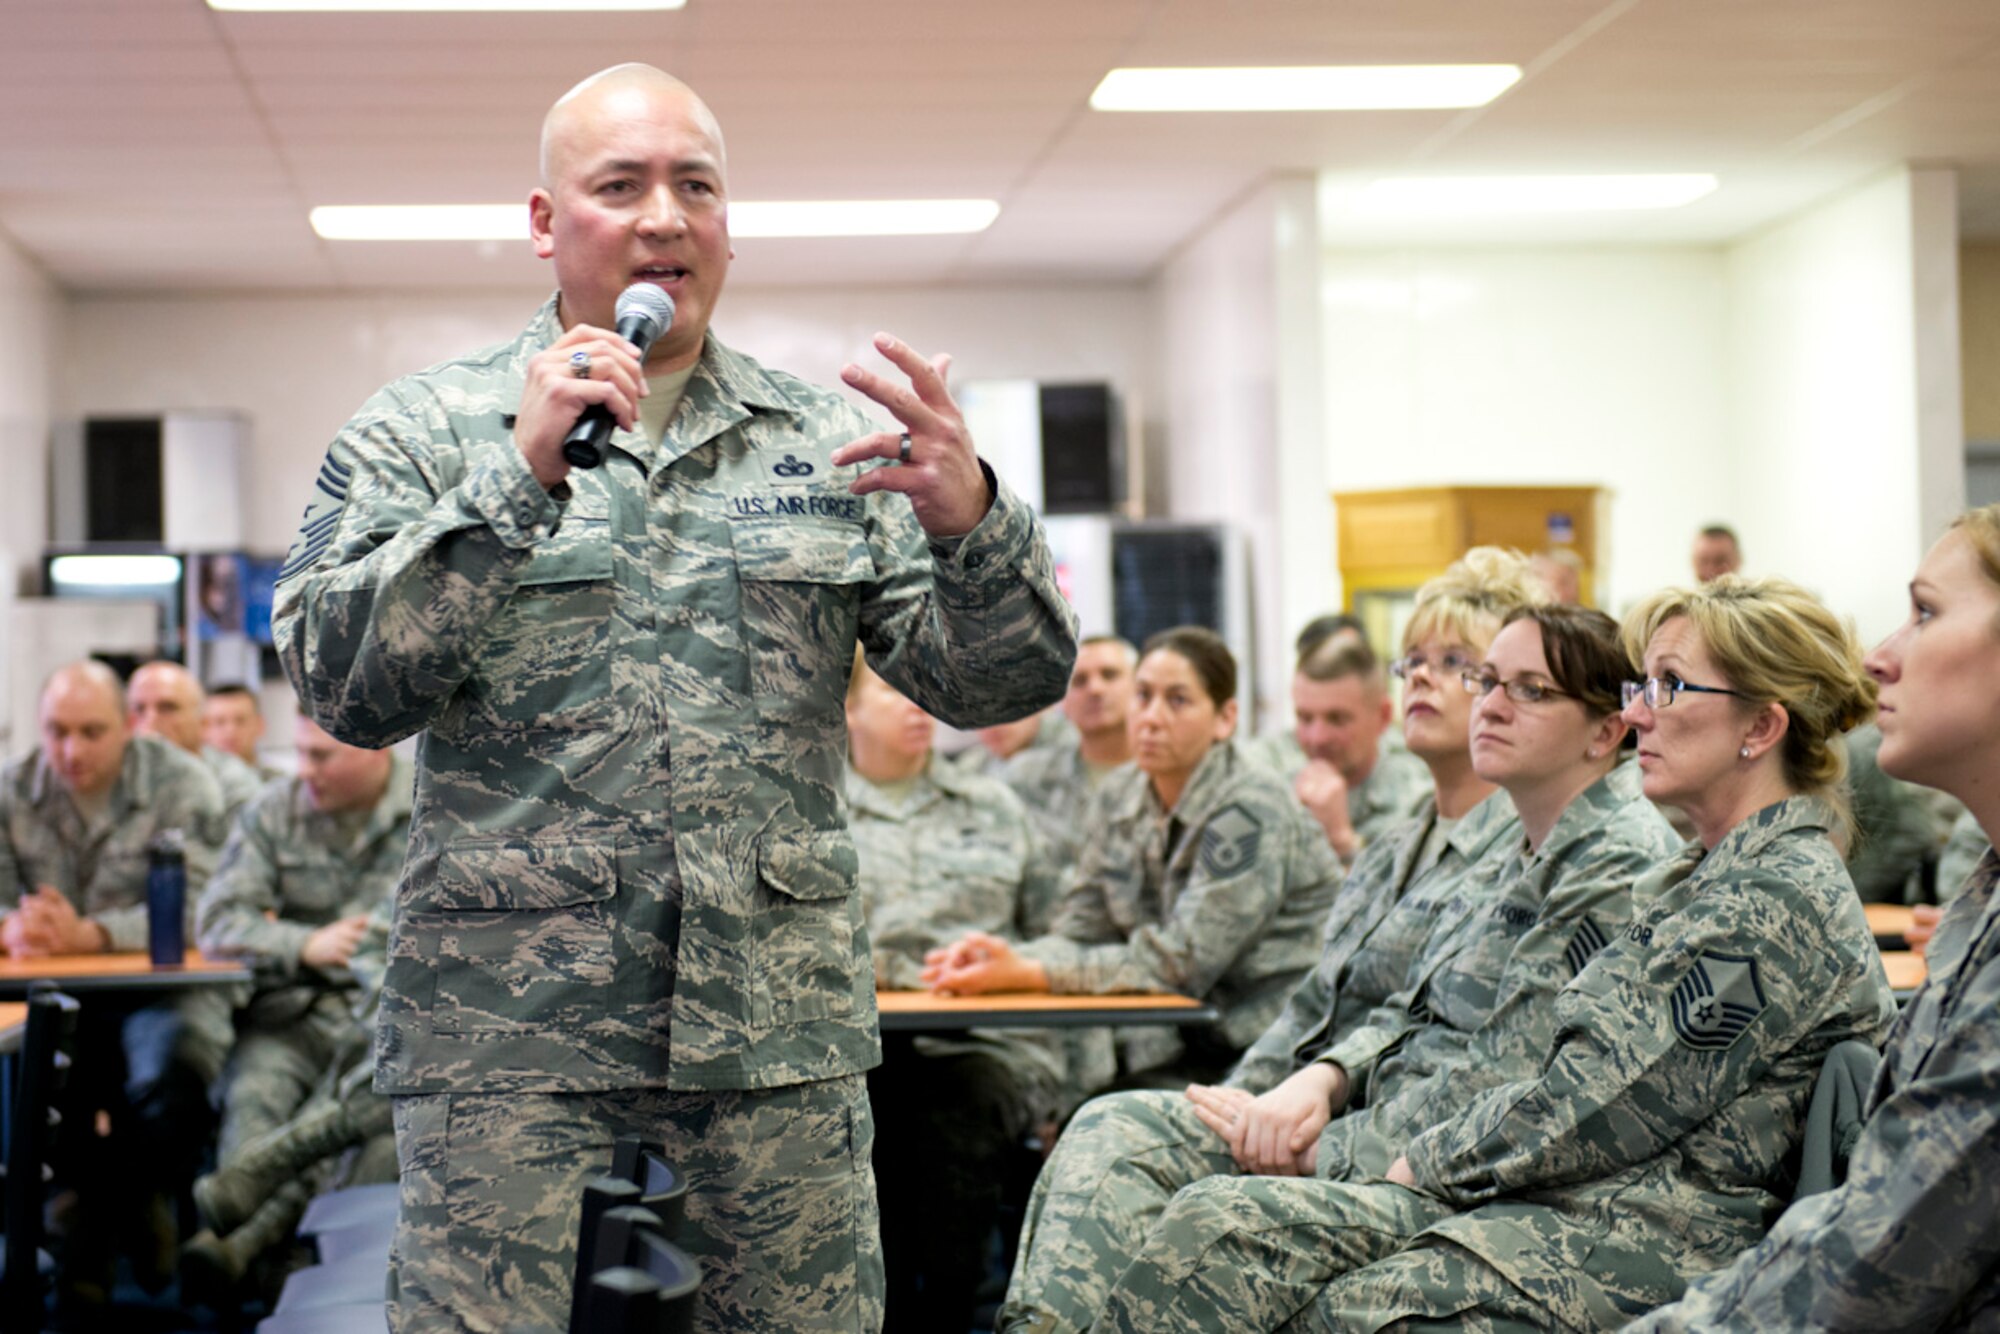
[1671,950,1767,1051]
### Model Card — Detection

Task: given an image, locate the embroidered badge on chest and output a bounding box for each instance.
[1199,804,1263,878]
[1671,950,1767,1050]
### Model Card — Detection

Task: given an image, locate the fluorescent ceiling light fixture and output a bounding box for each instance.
[212,1,681,11]
[1353,174,1719,214]
[311,199,1000,241]
[732,200,999,238]
[1090,64,1520,112]
[48,555,184,588]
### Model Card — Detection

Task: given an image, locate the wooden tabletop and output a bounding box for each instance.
[1865,903,1917,945]
[0,1001,27,1056]
[0,949,252,995]
[876,989,1218,1032]
[1880,950,1928,994]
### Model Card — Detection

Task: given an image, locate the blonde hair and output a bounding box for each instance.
[1951,503,2000,599]
[1404,546,1546,655]
[1621,575,1876,805]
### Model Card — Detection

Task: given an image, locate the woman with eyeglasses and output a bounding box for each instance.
[922,626,1342,1091]
[1627,505,2000,1333]
[1257,574,1897,1333]
[998,550,1560,1333]
[1020,604,1680,1332]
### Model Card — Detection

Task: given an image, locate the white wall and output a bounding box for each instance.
[1726,167,1965,643]
[0,226,60,754]
[1321,246,1733,614]
[1150,177,1321,727]
[0,227,58,589]
[61,283,1156,555]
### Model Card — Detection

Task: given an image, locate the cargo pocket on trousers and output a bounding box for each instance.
[750,827,860,1028]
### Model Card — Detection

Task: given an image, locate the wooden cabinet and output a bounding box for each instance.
[1333,485,1605,646]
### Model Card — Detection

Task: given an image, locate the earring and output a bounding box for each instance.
[1738,745,1751,759]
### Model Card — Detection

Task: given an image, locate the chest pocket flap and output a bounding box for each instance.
[410,838,619,912]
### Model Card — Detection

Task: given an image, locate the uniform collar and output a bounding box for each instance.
[844,753,956,818]
[1446,786,1522,863]
[1147,740,1238,823]
[1524,757,1648,866]
[29,736,155,818]
[524,295,804,472]
[1700,793,1833,872]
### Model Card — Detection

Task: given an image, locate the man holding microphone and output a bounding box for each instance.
[275,63,1075,1334]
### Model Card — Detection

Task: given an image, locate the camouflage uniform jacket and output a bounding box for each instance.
[996,736,1117,875]
[1404,796,1897,1329]
[0,734,226,951]
[1629,844,2000,1332]
[1020,740,1342,1059]
[194,754,415,1028]
[846,754,1059,989]
[1938,808,1990,905]
[1225,788,1522,1094]
[274,297,1076,1096]
[1845,722,1955,902]
[1240,730,1432,855]
[846,755,1065,1113]
[203,744,268,818]
[1315,761,1680,1182]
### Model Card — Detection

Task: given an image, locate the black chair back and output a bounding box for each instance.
[568,1137,698,1334]
[580,1206,700,1334]
[2,986,80,1331]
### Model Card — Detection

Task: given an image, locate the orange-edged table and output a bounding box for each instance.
[1865,903,1917,949]
[0,949,251,996]
[1880,950,1928,997]
[876,989,1218,1032]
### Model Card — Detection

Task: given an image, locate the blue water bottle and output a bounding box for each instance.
[146,830,187,967]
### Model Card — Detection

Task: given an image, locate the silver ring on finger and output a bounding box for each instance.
[897,432,913,465]
[570,349,592,379]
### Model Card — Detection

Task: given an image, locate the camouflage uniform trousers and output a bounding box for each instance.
[389,1073,882,1334]
[1002,1089,1453,1332]
[215,993,358,1161]
[1302,1238,1560,1334]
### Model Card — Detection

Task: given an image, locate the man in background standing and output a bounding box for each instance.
[203,682,276,778]
[1692,523,1743,583]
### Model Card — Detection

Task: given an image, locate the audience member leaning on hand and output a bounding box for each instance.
[999,602,1679,1332]
[1629,504,2000,1333]
[923,626,1340,1091]
[1278,575,1895,1333]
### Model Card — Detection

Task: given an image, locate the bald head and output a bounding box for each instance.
[40,661,130,799]
[540,64,725,186]
[129,660,205,754]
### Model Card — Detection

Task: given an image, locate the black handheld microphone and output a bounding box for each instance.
[561,283,677,469]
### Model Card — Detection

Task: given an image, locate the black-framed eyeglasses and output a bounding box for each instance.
[1390,649,1477,682]
[1461,671,1576,705]
[1620,675,1757,709]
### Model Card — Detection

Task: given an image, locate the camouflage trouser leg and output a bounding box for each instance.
[997,1089,1236,1333]
[1293,1237,1564,1334]
[1094,1175,1455,1332]
[388,1074,882,1334]
[216,1026,340,1163]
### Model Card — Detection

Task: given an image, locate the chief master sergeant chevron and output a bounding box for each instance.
[272,63,1076,1334]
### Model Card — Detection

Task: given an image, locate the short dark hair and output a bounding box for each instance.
[1499,604,1630,721]
[1698,524,1740,547]
[1297,637,1380,689]
[1293,613,1365,662]
[208,682,260,709]
[1141,626,1236,707]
